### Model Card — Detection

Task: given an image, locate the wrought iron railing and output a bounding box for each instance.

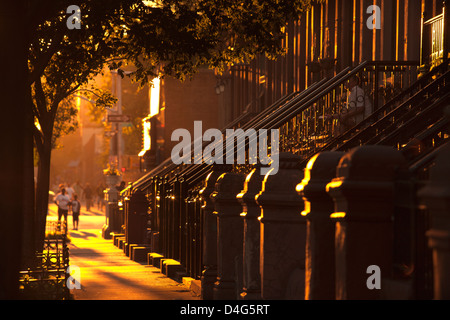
[128,83,329,279]
[274,61,418,158]
[421,5,448,71]
[126,60,422,281]
[316,60,449,154]
[212,61,418,173]
[19,222,70,300]
[336,65,450,154]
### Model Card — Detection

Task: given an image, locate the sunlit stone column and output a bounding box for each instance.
[256,152,305,300]
[237,166,265,300]
[125,189,149,246]
[199,164,231,300]
[296,151,344,300]
[327,145,406,300]
[212,172,246,300]
[102,175,120,239]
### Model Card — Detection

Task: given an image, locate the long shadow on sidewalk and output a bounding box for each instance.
[67,228,198,300]
[47,203,198,300]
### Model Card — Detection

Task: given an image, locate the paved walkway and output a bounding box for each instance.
[47,203,199,300]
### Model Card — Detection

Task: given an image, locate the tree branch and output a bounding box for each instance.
[28,23,67,86]
[34,77,48,121]
[32,122,44,156]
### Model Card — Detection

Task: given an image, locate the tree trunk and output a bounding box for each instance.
[0,2,29,299]
[35,138,53,253]
[21,101,36,269]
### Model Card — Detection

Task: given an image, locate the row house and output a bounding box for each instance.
[105,0,450,300]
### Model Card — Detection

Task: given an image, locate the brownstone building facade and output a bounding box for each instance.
[218,0,443,125]
[119,0,450,301]
[140,68,219,171]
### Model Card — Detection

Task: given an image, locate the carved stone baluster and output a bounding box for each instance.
[327,145,406,300]
[211,172,246,300]
[256,152,305,300]
[418,141,450,299]
[199,164,231,300]
[296,151,344,300]
[237,166,265,300]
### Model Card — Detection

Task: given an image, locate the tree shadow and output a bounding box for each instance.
[69,231,98,239]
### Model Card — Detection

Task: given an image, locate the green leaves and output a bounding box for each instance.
[29,0,313,154]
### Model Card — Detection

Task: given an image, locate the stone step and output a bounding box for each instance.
[111,233,125,246]
[118,238,126,249]
[131,246,151,262]
[160,259,185,279]
[148,252,164,268]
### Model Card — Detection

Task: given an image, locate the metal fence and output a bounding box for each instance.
[421,7,447,70]
[19,221,70,300]
[121,57,450,299]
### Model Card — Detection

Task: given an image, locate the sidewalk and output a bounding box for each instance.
[47,204,200,300]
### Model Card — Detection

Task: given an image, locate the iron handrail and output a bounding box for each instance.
[163,78,331,186]
[374,91,450,146]
[336,66,450,151]
[316,59,449,157]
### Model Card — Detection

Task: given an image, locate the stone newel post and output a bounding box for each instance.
[296,151,344,300]
[326,145,406,300]
[102,174,121,239]
[418,142,450,299]
[125,189,150,246]
[211,172,246,300]
[237,167,265,300]
[256,152,305,300]
[199,164,231,300]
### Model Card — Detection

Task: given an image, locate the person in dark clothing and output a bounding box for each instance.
[96,183,105,210]
[116,181,126,192]
[71,194,81,230]
[83,183,93,211]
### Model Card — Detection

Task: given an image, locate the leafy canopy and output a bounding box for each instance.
[29,0,312,147]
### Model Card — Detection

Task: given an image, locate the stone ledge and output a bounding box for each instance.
[114,236,125,247]
[118,238,125,249]
[111,233,124,244]
[131,246,151,262]
[148,252,164,268]
[127,244,139,258]
[160,259,185,279]
[123,242,129,255]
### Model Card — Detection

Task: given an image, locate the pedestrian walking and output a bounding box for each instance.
[54,188,70,232]
[73,181,83,201]
[96,182,105,211]
[66,183,75,200]
[116,181,126,192]
[71,194,81,230]
[83,183,93,211]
